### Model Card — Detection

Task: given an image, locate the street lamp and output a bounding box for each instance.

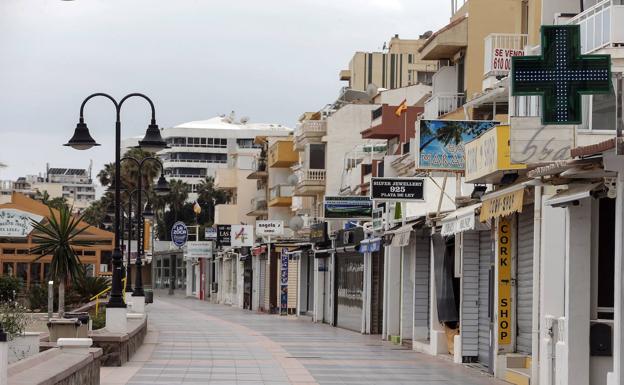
[120,156,169,297]
[65,93,167,315]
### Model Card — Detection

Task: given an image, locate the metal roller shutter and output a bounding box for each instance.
[479,230,492,367]
[259,258,266,311]
[413,233,430,336]
[336,252,364,332]
[516,207,534,354]
[461,231,480,358]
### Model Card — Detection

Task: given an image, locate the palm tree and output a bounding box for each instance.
[122,148,160,192]
[30,206,93,317]
[97,163,115,187]
[197,176,231,225]
[167,179,189,222]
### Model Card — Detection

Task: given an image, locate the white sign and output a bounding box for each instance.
[186,241,213,259]
[256,220,284,236]
[0,209,44,237]
[510,117,573,164]
[205,227,217,240]
[230,225,254,247]
[441,213,476,236]
[491,47,524,74]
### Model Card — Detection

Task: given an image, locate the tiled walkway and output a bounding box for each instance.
[102,293,508,385]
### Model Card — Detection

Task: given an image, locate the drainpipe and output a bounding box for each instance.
[531,185,542,385]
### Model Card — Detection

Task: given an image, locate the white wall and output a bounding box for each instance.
[432,65,458,95]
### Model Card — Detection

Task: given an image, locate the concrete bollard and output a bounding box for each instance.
[130,295,145,313]
[105,308,128,333]
[0,324,7,385]
[57,338,93,355]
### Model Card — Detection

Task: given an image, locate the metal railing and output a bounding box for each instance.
[568,0,624,54]
[483,33,528,76]
[164,159,227,164]
[423,93,466,119]
[90,277,126,316]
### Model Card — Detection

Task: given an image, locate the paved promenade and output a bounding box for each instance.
[101,293,507,385]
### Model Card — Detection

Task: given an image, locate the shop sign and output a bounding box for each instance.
[465,125,525,183]
[491,46,524,74]
[309,221,328,244]
[231,225,254,247]
[372,208,383,231]
[480,188,524,222]
[256,220,284,236]
[216,225,231,247]
[441,213,475,236]
[0,209,43,237]
[204,227,217,240]
[280,248,289,315]
[324,196,372,220]
[498,218,512,345]
[171,221,188,248]
[371,178,424,201]
[509,117,573,164]
[186,241,213,259]
[417,120,499,171]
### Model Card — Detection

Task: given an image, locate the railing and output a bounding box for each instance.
[165,143,228,149]
[297,120,327,137]
[568,0,624,54]
[483,33,528,76]
[296,169,326,184]
[423,93,466,119]
[164,159,227,164]
[90,277,126,316]
[269,185,294,200]
[250,197,267,212]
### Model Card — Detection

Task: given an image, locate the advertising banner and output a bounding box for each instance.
[371,177,424,201]
[205,227,217,240]
[417,120,498,171]
[324,196,372,220]
[498,218,512,345]
[256,220,284,236]
[216,225,231,247]
[230,225,254,247]
[0,209,43,238]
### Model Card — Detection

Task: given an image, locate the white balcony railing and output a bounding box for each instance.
[568,0,624,54]
[484,33,528,77]
[423,93,466,119]
[296,169,326,184]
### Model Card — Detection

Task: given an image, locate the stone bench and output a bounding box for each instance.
[8,339,102,385]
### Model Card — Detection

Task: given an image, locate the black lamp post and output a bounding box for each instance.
[65,93,167,309]
[120,156,169,297]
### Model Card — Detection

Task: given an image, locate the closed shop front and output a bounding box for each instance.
[516,206,534,354]
[258,257,266,311]
[371,247,384,334]
[335,250,365,332]
[478,230,493,367]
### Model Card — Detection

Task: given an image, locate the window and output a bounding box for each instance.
[30,263,41,284]
[417,71,435,86]
[16,263,27,284]
[309,144,326,169]
[408,54,413,64]
[3,262,14,276]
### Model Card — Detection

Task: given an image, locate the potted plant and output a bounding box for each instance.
[0,302,38,364]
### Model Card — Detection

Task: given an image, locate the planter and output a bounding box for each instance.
[8,332,41,364]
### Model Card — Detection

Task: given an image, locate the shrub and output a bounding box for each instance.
[72,276,111,304]
[27,284,49,312]
[0,275,22,302]
[91,310,106,330]
[0,302,32,340]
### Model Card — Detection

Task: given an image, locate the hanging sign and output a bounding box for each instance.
[371,178,424,201]
[511,25,611,125]
[498,218,512,346]
[216,225,231,247]
[186,241,213,259]
[256,220,284,236]
[280,248,289,315]
[205,227,217,240]
[0,209,43,237]
[171,221,188,248]
[230,225,254,247]
[324,196,372,220]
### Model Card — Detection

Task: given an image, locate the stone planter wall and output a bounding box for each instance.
[8,332,41,364]
[90,315,147,367]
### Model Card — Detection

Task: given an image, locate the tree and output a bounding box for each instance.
[197,176,231,223]
[30,206,93,317]
[97,163,116,187]
[166,179,189,222]
[82,193,114,228]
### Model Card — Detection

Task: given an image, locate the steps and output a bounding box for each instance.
[504,355,531,385]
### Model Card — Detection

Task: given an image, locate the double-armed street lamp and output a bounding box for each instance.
[65,93,167,312]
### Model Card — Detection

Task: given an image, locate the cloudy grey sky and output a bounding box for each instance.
[0,0,448,182]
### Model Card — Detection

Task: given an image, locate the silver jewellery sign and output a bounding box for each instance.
[371,178,424,201]
[0,209,44,237]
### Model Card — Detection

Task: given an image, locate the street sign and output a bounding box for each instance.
[371,177,424,201]
[256,220,284,236]
[205,227,217,240]
[231,225,254,247]
[511,25,611,125]
[324,196,372,220]
[216,225,231,247]
[171,222,188,248]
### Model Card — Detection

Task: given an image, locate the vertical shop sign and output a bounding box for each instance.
[498,218,512,345]
[280,248,289,315]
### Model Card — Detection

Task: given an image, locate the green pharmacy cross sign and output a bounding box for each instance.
[511,25,611,125]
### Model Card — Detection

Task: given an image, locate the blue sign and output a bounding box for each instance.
[280,248,289,315]
[171,221,188,248]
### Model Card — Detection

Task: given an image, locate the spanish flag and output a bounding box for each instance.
[395,99,408,117]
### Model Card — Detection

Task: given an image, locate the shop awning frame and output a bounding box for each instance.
[479,181,536,222]
[545,182,604,207]
[439,203,486,236]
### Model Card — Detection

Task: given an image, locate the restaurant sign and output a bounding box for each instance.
[0,209,43,237]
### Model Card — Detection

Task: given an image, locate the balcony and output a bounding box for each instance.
[214,168,237,190]
[419,16,468,60]
[568,0,624,54]
[483,33,528,78]
[247,194,268,217]
[247,158,268,180]
[294,120,327,151]
[293,168,326,197]
[268,140,298,168]
[268,185,294,207]
[423,93,466,119]
[215,204,238,225]
[361,104,423,143]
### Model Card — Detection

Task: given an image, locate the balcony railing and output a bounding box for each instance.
[568,0,624,54]
[297,120,327,137]
[423,93,466,119]
[269,185,294,200]
[296,169,326,184]
[250,198,267,212]
[483,33,528,77]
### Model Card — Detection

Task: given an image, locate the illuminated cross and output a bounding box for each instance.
[511,25,611,125]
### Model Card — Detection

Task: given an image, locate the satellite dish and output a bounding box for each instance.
[240,116,249,124]
[287,174,299,186]
[289,216,304,231]
[366,83,379,99]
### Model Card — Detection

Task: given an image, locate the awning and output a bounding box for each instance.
[440,203,483,236]
[385,224,413,247]
[545,183,603,207]
[480,182,532,222]
[359,238,382,253]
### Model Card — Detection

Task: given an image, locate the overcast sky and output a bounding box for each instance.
[0,0,449,182]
